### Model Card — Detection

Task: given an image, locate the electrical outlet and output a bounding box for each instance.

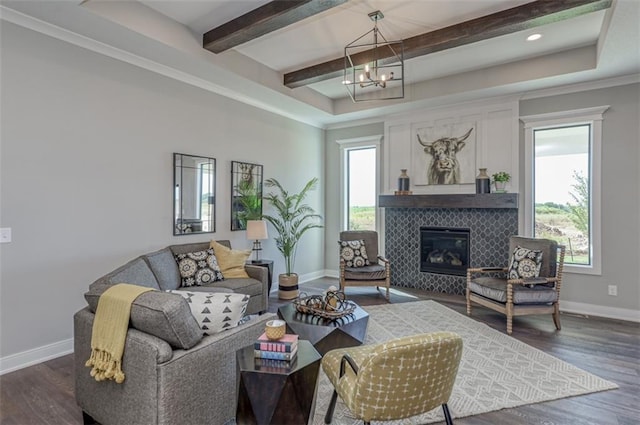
[607,285,618,296]
[0,228,11,243]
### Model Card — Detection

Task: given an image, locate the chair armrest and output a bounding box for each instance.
[377,256,390,264]
[339,354,359,377]
[467,267,507,273]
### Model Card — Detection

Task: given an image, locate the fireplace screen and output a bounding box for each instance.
[420,227,470,276]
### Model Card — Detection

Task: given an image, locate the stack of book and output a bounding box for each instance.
[254,333,298,363]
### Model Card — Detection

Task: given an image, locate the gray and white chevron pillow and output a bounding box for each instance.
[168,291,249,335]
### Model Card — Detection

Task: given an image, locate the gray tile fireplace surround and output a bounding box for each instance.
[384,206,518,295]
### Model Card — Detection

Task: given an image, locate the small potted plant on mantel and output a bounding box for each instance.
[492,171,510,192]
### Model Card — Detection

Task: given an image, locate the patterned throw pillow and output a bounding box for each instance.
[174,248,224,287]
[339,240,370,268]
[508,246,543,280]
[167,291,249,335]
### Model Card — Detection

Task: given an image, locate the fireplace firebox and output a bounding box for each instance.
[420,227,470,276]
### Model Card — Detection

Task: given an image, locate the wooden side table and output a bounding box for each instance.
[236,340,321,425]
[248,259,274,294]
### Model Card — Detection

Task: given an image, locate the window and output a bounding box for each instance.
[337,136,381,231]
[522,106,608,274]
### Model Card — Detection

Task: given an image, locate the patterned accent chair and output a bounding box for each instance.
[322,332,463,425]
[339,230,391,301]
[466,236,566,335]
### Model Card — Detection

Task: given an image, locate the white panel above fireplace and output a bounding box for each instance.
[384,96,519,195]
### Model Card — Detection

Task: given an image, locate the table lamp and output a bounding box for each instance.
[246,220,268,262]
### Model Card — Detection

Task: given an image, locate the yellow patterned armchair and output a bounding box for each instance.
[322,332,463,425]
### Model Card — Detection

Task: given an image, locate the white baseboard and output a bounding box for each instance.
[298,270,327,284]
[561,301,640,323]
[0,338,73,376]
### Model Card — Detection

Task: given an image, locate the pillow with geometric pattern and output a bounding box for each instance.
[338,239,370,268]
[508,246,543,280]
[167,291,249,335]
[174,248,224,287]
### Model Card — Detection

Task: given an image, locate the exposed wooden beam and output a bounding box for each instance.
[284,0,612,88]
[203,0,348,54]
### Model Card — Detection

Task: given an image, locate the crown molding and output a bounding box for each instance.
[520,74,640,100]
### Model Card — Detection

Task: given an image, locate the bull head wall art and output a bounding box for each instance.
[414,125,476,186]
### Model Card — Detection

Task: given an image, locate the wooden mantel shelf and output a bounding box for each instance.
[378,193,518,209]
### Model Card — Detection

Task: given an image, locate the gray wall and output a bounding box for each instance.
[520,84,639,311]
[324,123,384,271]
[0,22,324,359]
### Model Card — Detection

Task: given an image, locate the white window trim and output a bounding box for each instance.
[521,106,609,275]
[336,135,383,232]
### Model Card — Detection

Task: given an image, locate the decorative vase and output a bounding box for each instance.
[278,273,299,300]
[475,168,491,194]
[398,169,410,192]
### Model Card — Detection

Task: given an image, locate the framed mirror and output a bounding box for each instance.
[174,153,216,235]
[231,161,263,231]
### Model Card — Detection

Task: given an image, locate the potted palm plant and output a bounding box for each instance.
[262,177,323,299]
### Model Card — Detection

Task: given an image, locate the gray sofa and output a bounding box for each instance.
[74,240,275,425]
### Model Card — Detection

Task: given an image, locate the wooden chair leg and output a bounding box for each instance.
[466,288,471,315]
[552,303,561,330]
[325,390,339,424]
[442,403,453,425]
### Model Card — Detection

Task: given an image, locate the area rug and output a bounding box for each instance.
[311,300,618,424]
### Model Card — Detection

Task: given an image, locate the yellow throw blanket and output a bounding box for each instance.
[85,283,154,383]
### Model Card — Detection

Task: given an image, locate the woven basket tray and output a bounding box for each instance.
[293,296,357,320]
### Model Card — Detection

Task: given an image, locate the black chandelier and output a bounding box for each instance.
[343,11,404,102]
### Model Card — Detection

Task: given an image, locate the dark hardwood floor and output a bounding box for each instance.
[1,278,638,425]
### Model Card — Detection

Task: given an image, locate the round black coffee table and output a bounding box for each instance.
[277,302,369,355]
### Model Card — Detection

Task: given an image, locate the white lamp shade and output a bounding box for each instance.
[246,220,268,240]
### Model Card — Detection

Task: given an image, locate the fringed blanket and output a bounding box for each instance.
[85,283,154,383]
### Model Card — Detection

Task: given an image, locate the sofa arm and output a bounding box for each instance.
[245,264,268,286]
[74,307,175,425]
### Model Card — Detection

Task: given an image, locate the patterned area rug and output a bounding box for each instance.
[312,300,618,424]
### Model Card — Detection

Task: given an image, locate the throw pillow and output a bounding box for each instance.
[508,246,543,280]
[167,290,250,335]
[174,248,224,287]
[210,240,251,278]
[338,239,370,268]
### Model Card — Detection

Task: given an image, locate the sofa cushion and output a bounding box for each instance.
[469,277,558,304]
[339,239,370,268]
[174,248,224,287]
[192,277,263,297]
[210,240,251,278]
[85,284,203,349]
[508,246,543,280]
[344,264,386,280]
[107,257,160,289]
[168,290,250,335]
[145,247,181,291]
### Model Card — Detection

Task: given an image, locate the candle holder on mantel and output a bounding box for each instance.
[395,169,412,195]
